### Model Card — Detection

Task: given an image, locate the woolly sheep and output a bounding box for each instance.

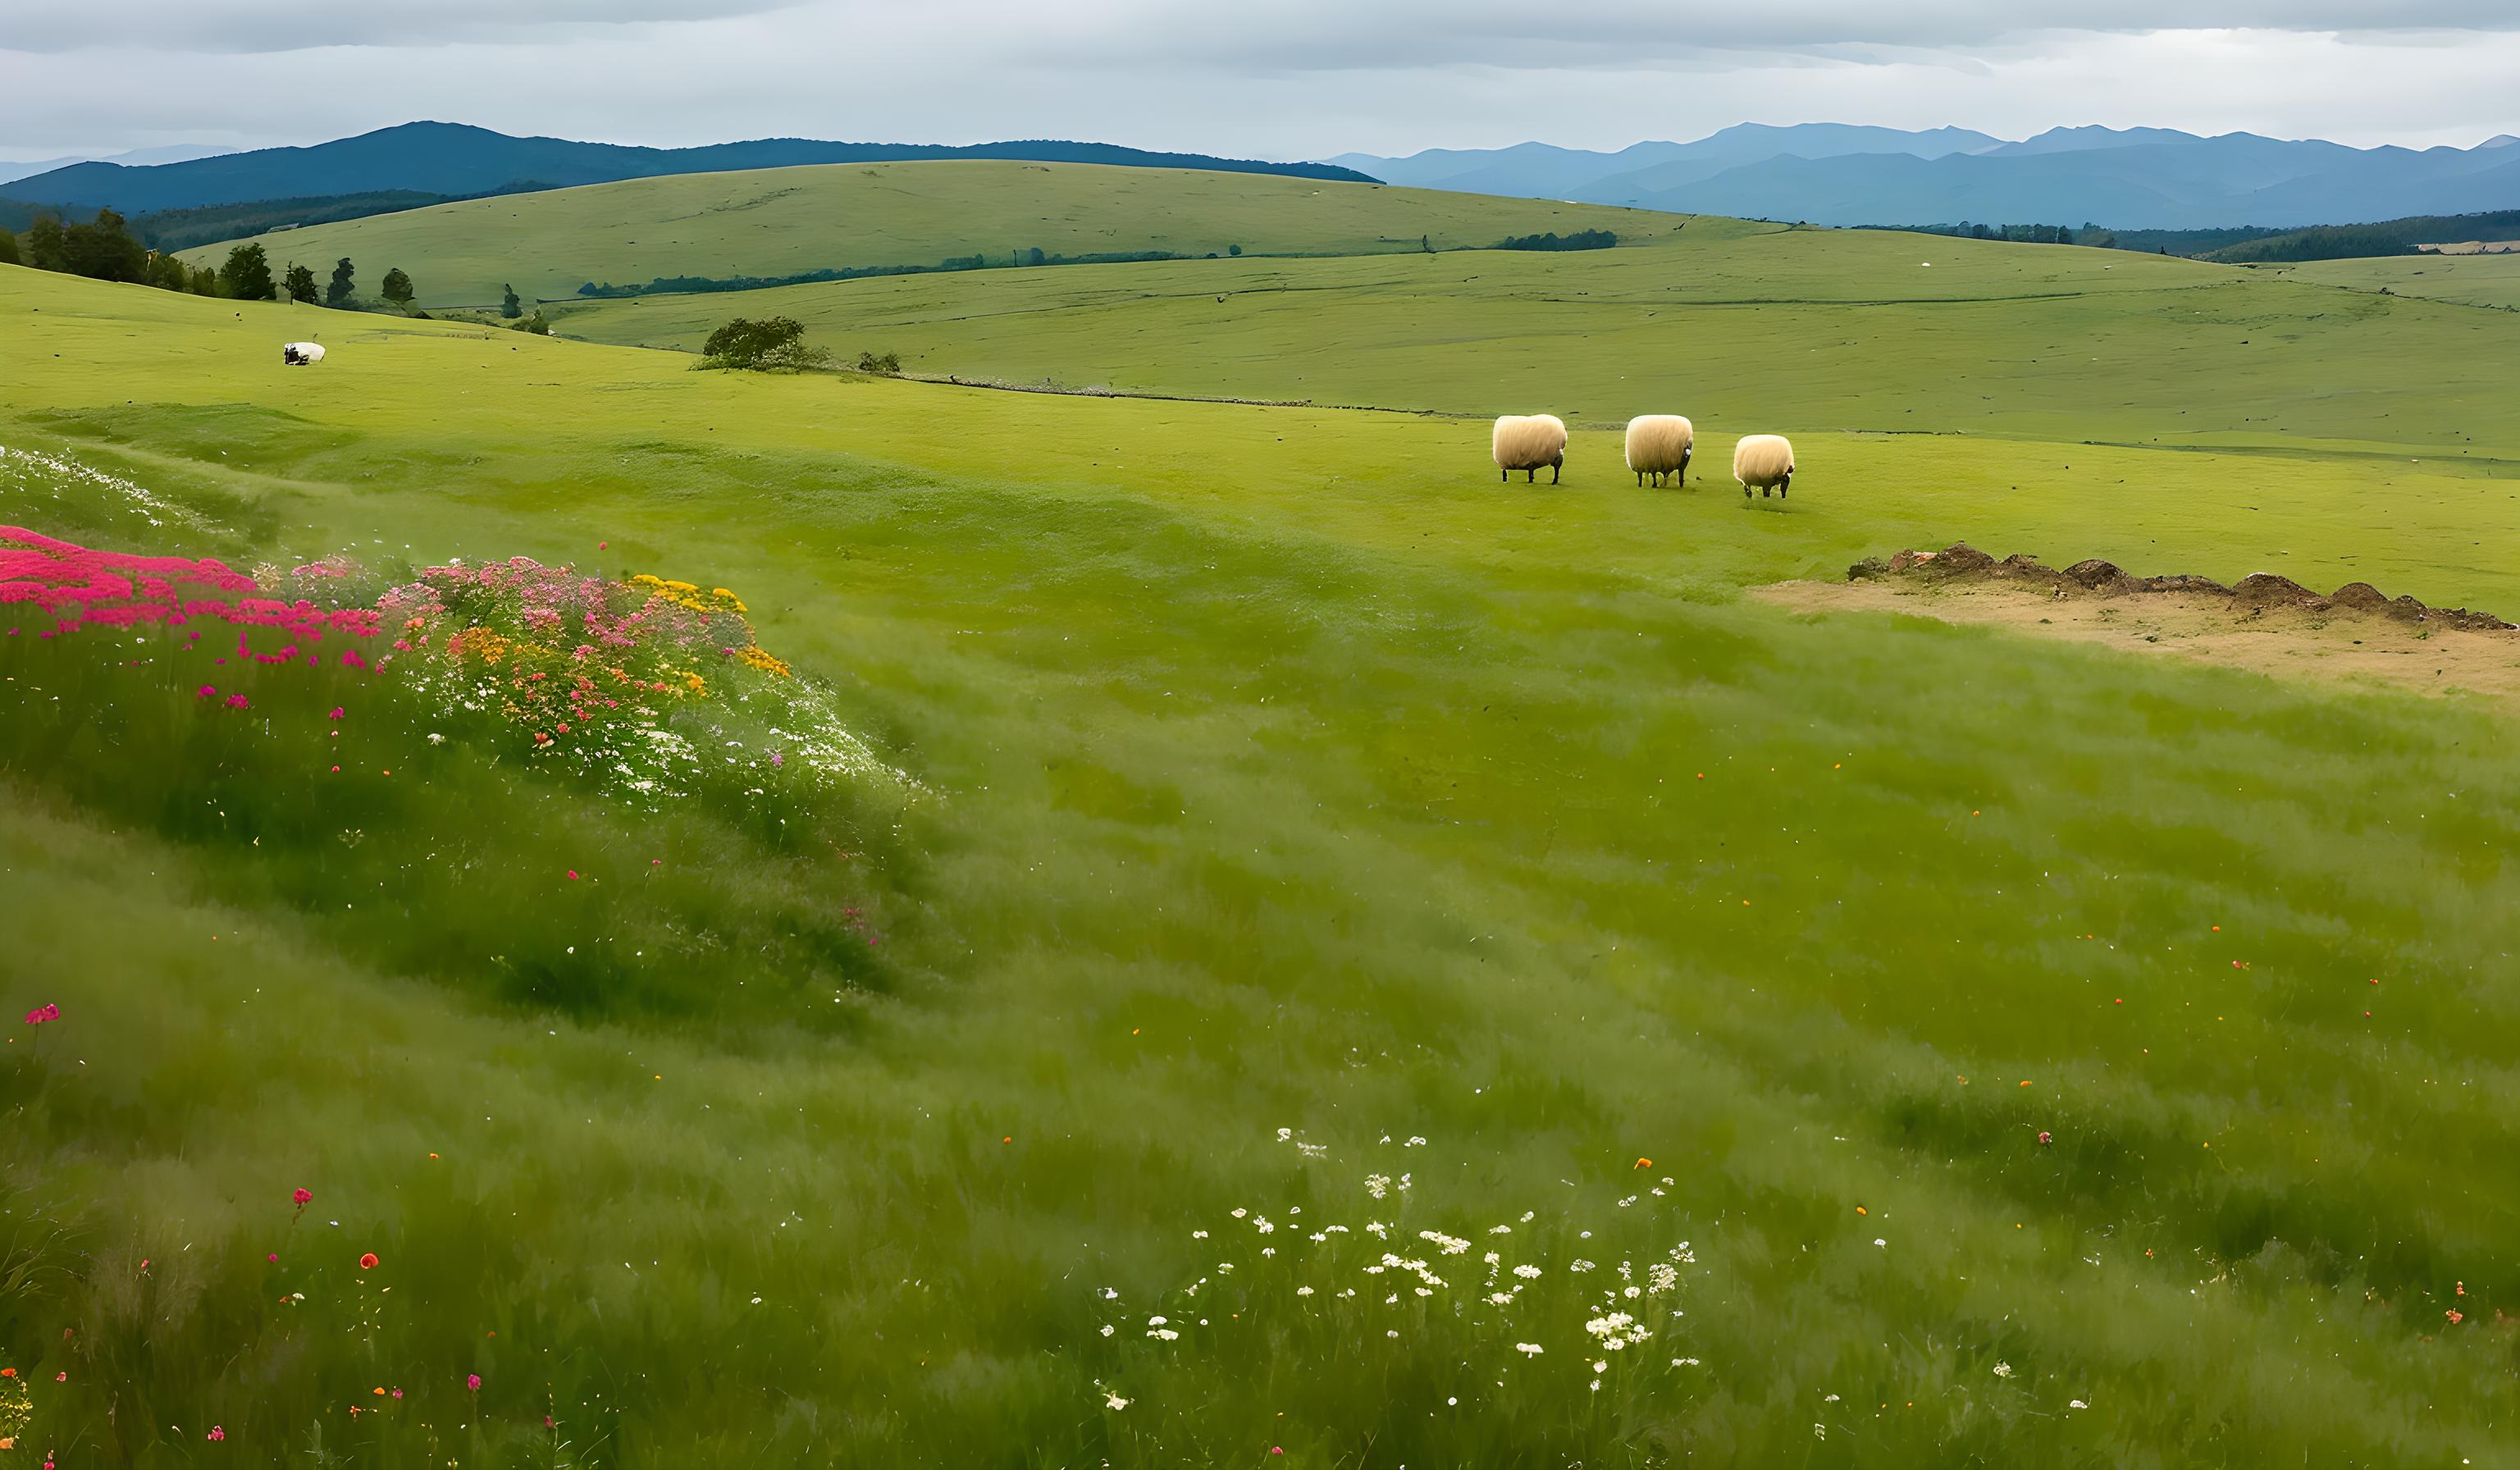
[1733,435,1795,499]
[1623,415,1694,487]
[1491,414,1568,484]
[282,342,326,366]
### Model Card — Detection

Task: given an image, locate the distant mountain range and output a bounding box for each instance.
[0,144,233,188]
[1329,124,2520,231]
[2,122,1374,216]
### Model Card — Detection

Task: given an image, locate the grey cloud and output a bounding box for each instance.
[8,0,2520,57]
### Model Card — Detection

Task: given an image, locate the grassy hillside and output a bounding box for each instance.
[553,223,2520,472]
[2258,251,2520,310]
[179,160,1676,307]
[4,258,2519,1468]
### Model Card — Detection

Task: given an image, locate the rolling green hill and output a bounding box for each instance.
[180,160,1676,308]
[552,221,2520,477]
[4,214,2518,1470]
[2255,250,2520,310]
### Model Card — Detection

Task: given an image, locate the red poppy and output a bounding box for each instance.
[293,1188,313,1206]
[358,1253,379,1270]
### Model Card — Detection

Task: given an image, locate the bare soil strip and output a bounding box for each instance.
[1757,544,2520,702]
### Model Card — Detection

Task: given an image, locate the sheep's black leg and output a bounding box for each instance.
[1500,468,1508,482]
[1550,463,1560,485]
[1778,473,1791,499]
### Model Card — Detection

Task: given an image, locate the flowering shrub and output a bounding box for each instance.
[2,525,914,808]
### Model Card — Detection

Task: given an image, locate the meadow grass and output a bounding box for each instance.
[2267,252,2520,311]
[2,263,2518,1467]
[175,160,1675,308]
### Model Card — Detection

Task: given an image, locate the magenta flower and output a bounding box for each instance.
[207,1426,226,1441]
[292,1187,313,1206]
[197,683,217,698]
[225,693,249,710]
[467,1373,482,1391]
[23,1003,58,1026]
[328,706,345,719]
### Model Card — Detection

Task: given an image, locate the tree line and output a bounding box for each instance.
[0,207,417,311]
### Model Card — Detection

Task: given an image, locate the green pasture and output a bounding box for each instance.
[176,160,1671,308]
[2261,251,2520,311]
[2,253,2518,1468]
[553,221,2520,471]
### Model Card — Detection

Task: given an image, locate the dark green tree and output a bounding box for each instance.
[380,267,414,305]
[185,261,222,296]
[700,315,827,370]
[25,215,69,272]
[500,283,523,319]
[284,263,319,304]
[326,256,356,307]
[145,252,189,293]
[1233,242,1246,256]
[219,242,276,300]
[59,208,149,282]
[0,228,18,267]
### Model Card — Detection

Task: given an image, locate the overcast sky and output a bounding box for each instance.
[6,2,2519,163]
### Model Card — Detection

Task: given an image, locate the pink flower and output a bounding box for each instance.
[226,693,249,710]
[23,1003,58,1026]
[2037,1131,2052,1146]
[267,1253,279,1263]
[467,1373,482,1391]
[567,870,580,880]
[207,1426,226,1441]
[293,1187,313,1206]
[391,1387,404,1399]
[197,684,217,698]
[329,706,345,719]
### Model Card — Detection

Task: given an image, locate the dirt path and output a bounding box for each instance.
[1756,577,2520,703]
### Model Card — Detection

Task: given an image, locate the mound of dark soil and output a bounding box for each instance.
[1846,544,2514,630]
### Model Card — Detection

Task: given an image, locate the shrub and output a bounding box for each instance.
[853,349,902,376]
[701,316,829,371]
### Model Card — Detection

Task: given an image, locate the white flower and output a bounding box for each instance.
[1591,1380,1603,1392]
[1405,1135,1427,1147]
[1824,1394,1841,1404]
[2070,1399,2089,1410]
[1231,1208,1248,1219]
[1262,1247,1276,1258]
[1489,1225,1512,1235]
[1486,1292,1516,1305]
[1992,1362,2014,1379]
[1101,1288,1120,1299]
[1623,1285,1642,1299]
[1366,1221,1389,1238]
[1592,1361,1608,1374]
[1673,1358,1701,1367]
[1414,1287,1433,1298]
[1150,1328,1179,1340]
[1365,1175,1390,1200]
[1254,1217,1274,1234]
[1191,1230,1208,1239]
[1147,1316,1166,1326]
[1874,1238,1887,1248]
[1520,1211,1536,1223]
[1099,1325,1115,1337]
[1513,1265,1543,1280]
[1569,1260,1596,1273]
[1386,1330,1399,1338]
[1105,1393,1129,1410]
[1310,1232,1328,1243]
[1514,1343,1545,1357]
[1296,1286,1315,1297]
[1276,1127,1293,1141]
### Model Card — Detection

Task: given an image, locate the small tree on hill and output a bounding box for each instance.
[500,284,523,319]
[284,264,319,304]
[220,242,276,300]
[380,267,414,306]
[700,316,828,371]
[326,256,356,307]
[0,229,18,267]
[24,216,68,272]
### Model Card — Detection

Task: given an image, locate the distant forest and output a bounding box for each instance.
[1866,208,2520,263]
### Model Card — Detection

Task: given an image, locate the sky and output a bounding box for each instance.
[5,2,2520,163]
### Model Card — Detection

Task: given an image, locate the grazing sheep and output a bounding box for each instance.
[1492,414,1568,484]
[1733,434,1795,499]
[282,342,326,366]
[1623,414,1694,487]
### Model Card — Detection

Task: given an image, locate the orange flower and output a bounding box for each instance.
[1633,1157,1652,1169]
